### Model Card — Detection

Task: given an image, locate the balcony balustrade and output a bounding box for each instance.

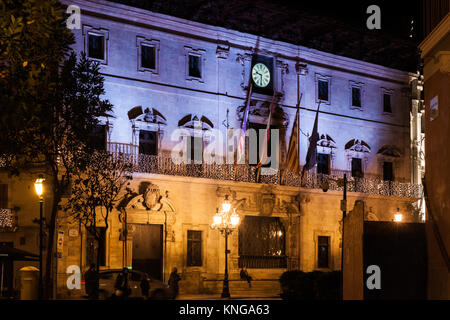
[106,143,422,198]
[0,208,17,232]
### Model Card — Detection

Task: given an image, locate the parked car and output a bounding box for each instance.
[84,269,173,300]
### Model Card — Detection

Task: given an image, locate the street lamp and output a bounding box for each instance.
[34,175,45,300]
[211,195,240,298]
[394,208,403,222]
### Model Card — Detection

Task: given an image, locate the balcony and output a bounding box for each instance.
[106,143,422,198]
[0,208,17,232]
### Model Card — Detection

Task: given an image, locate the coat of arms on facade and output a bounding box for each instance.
[258,185,276,216]
[125,182,161,210]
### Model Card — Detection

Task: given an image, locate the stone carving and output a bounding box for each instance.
[216,44,230,59]
[236,52,252,90]
[258,185,276,216]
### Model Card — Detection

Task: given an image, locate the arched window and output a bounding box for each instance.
[345,139,371,178]
[177,114,214,163]
[128,106,167,156]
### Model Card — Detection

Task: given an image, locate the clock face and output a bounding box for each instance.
[252,63,271,88]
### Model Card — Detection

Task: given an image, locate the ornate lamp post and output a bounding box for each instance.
[211,195,240,298]
[34,175,45,300]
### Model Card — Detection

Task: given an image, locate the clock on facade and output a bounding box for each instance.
[252,63,271,88]
[251,55,274,95]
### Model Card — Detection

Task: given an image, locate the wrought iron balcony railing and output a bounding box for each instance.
[107,147,422,198]
[0,208,17,232]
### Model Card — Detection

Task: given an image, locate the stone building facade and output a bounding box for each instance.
[1,0,423,298]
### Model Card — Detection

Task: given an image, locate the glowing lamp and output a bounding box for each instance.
[230,209,240,227]
[222,195,231,213]
[34,176,45,198]
[394,208,403,222]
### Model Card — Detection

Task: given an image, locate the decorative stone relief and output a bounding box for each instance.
[216,44,230,59]
[276,59,289,98]
[236,52,252,90]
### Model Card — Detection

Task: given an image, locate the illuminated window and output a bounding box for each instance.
[317,236,330,268]
[187,230,202,267]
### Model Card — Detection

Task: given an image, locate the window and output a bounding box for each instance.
[352,87,361,108]
[317,154,330,175]
[141,45,155,70]
[139,130,158,155]
[188,55,201,78]
[383,161,394,181]
[189,136,203,163]
[187,230,202,267]
[87,124,106,150]
[383,93,392,113]
[86,227,106,267]
[317,236,330,268]
[351,158,363,178]
[0,184,7,208]
[249,123,271,167]
[83,26,109,64]
[238,216,286,269]
[318,80,329,101]
[137,37,160,74]
[88,34,104,60]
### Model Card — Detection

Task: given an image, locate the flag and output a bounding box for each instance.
[282,108,300,183]
[237,82,253,164]
[257,92,277,167]
[300,102,321,182]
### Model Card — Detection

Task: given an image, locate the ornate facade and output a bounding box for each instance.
[1,0,424,298]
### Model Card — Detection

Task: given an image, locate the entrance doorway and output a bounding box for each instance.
[131,224,163,280]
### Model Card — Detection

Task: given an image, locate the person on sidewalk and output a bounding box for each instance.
[114,267,131,299]
[84,263,98,300]
[140,273,150,300]
[168,267,181,299]
[240,267,252,288]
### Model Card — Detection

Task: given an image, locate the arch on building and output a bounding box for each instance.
[178,114,214,130]
[345,139,371,153]
[377,145,402,158]
[128,106,167,150]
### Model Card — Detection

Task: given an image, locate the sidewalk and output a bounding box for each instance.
[176,293,282,300]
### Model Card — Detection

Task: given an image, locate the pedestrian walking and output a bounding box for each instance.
[114,267,131,299]
[140,273,150,300]
[168,267,181,299]
[240,267,252,288]
[84,263,98,299]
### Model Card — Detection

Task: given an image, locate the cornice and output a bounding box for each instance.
[419,14,450,58]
